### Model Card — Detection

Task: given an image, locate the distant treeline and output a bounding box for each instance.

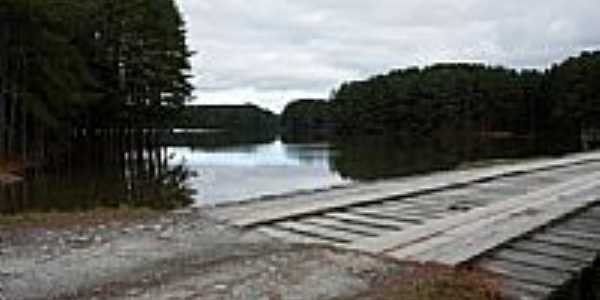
[0,0,192,166]
[280,99,334,132]
[282,51,600,138]
[175,105,278,131]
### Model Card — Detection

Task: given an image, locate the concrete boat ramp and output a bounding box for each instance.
[211,151,600,300]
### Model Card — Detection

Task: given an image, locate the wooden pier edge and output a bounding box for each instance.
[216,151,600,227]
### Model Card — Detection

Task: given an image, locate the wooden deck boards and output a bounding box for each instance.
[509,240,598,263]
[210,152,600,300]
[213,151,600,227]
[351,171,600,255]
[471,204,600,300]
[302,217,388,236]
[502,279,555,300]
[478,258,573,287]
[389,184,600,265]
[324,212,412,229]
[492,248,588,273]
[276,221,366,243]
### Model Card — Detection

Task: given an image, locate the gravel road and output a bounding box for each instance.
[0,208,406,300]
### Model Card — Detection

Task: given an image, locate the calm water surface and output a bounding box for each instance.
[1,130,586,213]
[168,140,349,206]
[166,131,583,207]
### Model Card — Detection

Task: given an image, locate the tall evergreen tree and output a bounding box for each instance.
[0,0,193,164]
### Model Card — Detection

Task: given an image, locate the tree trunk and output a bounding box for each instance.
[0,83,6,162]
[8,90,17,158]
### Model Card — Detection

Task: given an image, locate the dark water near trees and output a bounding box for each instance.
[0,130,590,214]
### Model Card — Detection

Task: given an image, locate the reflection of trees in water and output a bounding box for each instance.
[282,144,333,167]
[2,129,586,214]
[159,130,278,151]
[328,132,583,181]
[279,131,334,166]
[1,132,194,215]
[281,130,333,145]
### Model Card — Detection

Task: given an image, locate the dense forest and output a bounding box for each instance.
[175,105,278,131]
[0,0,193,212]
[282,51,600,140]
[0,0,192,170]
[280,99,333,132]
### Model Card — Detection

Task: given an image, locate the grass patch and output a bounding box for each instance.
[346,262,503,300]
[0,207,161,231]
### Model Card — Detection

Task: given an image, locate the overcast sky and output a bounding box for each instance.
[178,0,600,113]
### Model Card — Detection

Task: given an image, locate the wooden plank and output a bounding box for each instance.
[577,210,600,221]
[358,203,436,214]
[379,201,450,211]
[349,205,444,215]
[494,175,562,188]
[585,205,600,215]
[400,185,600,265]
[348,210,424,225]
[573,214,600,224]
[491,248,587,273]
[474,182,528,196]
[385,202,461,213]
[212,185,386,222]
[509,240,598,263]
[561,219,600,234]
[302,217,389,237]
[553,164,600,177]
[501,278,555,300]
[566,211,600,222]
[325,212,412,230]
[477,258,572,287]
[532,233,600,251]
[214,151,600,227]
[256,226,335,245]
[277,221,365,243]
[350,206,446,218]
[443,202,485,210]
[443,203,478,212]
[381,190,492,206]
[348,207,436,221]
[404,189,502,206]
[351,171,600,255]
[383,208,457,218]
[547,228,600,242]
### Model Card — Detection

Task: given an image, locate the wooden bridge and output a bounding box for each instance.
[211,151,600,300]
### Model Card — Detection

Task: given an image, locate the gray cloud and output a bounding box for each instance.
[178,0,600,112]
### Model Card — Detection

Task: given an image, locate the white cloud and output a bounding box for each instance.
[177,0,600,112]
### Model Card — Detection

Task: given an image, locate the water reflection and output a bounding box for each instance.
[1,132,194,215]
[0,129,588,213]
[328,132,583,181]
[166,130,586,206]
[167,133,349,206]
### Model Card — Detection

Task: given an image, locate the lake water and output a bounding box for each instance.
[166,130,583,207]
[0,130,586,214]
[168,140,350,206]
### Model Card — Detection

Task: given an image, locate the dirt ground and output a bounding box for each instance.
[0,208,502,300]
